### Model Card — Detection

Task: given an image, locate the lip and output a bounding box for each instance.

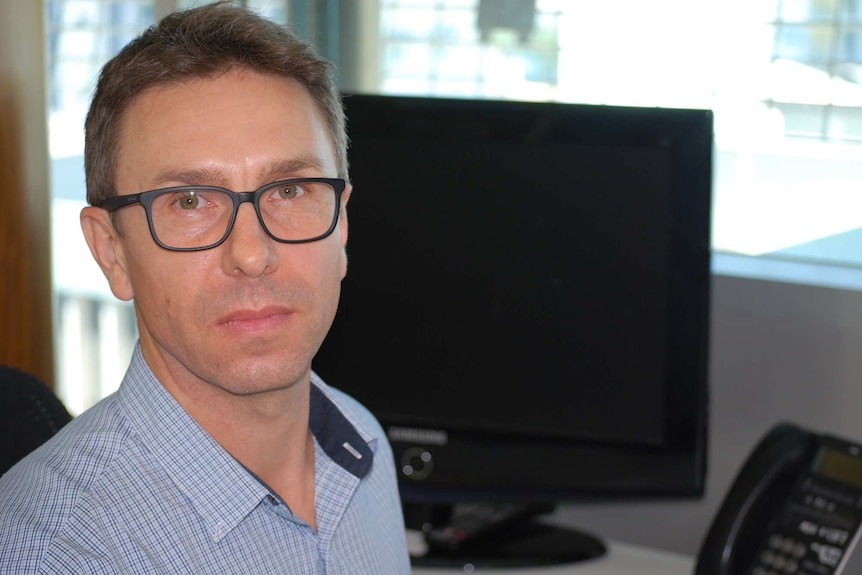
[216,306,294,334]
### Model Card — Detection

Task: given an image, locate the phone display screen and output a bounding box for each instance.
[815,448,862,490]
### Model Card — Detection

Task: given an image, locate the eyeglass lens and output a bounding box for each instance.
[149,180,337,249]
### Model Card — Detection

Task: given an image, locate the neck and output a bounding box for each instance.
[146,354,318,529]
[196,382,312,475]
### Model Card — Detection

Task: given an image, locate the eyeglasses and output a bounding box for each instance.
[97,177,346,252]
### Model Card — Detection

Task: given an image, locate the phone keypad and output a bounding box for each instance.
[752,535,806,574]
[747,476,862,575]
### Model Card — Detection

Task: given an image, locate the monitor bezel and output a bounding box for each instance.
[316,93,712,503]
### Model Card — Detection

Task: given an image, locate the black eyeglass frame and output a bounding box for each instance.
[97,177,347,252]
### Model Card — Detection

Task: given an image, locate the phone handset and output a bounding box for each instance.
[695,423,817,575]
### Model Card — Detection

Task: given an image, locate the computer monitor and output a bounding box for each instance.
[313,93,712,567]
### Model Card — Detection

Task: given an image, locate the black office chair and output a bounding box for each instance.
[0,365,72,475]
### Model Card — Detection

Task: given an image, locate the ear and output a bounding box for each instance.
[80,206,135,301]
[338,184,352,279]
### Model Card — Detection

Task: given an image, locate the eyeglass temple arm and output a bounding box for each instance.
[97,194,142,211]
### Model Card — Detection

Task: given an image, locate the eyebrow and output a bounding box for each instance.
[259,156,327,182]
[148,156,328,190]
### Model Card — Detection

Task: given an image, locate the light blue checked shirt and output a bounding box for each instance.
[0,345,410,574]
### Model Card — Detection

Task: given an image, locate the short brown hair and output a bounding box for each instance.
[84,1,347,206]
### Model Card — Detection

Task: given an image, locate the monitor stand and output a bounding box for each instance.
[405,502,607,569]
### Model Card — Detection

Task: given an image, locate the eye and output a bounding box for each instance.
[177,191,202,210]
[275,183,304,200]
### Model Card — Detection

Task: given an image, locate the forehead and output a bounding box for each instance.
[115,70,337,190]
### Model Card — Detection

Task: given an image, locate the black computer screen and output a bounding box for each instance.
[314,94,712,504]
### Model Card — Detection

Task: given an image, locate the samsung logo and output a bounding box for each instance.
[387,426,448,446]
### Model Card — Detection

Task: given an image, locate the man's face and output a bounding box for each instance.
[86,69,349,396]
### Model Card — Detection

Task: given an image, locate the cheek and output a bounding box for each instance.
[125,247,207,324]
[300,242,347,325]
[303,244,346,297]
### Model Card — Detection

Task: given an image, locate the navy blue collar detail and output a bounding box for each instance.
[309,384,373,479]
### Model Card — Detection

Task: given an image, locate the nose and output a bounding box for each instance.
[221,202,279,277]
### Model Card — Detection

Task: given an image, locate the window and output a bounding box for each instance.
[770,0,862,141]
[47,0,156,413]
[377,0,563,99]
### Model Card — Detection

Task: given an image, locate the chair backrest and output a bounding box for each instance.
[0,365,72,475]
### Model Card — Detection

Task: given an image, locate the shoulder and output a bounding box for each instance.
[0,395,132,571]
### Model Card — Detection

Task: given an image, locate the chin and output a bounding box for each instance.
[217,361,310,396]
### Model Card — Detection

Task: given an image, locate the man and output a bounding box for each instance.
[0,3,410,573]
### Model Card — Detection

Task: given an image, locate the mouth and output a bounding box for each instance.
[216,306,294,335]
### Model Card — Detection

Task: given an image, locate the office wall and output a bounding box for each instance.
[0,1,54,386]
[555,272,862,556]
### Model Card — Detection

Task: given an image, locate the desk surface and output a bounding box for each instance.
[411,538,695,574]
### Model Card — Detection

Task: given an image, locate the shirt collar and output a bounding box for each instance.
[116,345,376,541]
[308,372,374,479]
